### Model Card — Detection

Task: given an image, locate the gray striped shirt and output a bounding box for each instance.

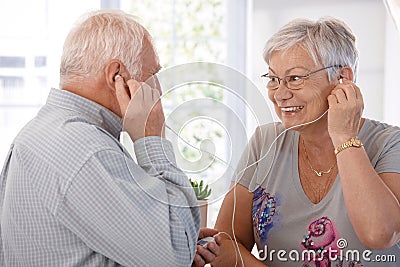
[0,88,200,266]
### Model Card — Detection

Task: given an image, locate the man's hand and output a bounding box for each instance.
[115,75,165,141]
[192,228,222,267]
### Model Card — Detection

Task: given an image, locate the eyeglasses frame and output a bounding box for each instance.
[261,65,343,90]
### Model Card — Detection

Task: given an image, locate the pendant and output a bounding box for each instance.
[313,168,331,177]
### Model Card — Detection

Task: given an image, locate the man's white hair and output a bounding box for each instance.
[60,9,157,85]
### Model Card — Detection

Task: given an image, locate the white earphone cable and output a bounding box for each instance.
[230,109,328,266]
[165,109,329,266]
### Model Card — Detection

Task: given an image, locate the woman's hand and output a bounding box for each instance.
[192,228,222,267]
[327,79,364,147]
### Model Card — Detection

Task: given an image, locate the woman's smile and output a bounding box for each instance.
[280,105,304,114]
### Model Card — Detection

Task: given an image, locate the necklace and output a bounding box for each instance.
[302,139,336,177]
[299,152,337,203]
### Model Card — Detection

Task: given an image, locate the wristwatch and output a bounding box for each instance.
[334,136,363,155]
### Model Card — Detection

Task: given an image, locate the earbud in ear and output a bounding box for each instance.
[113,74,121,82]
[339,76,343,84]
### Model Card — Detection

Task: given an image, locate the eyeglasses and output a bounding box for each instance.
[261,65,342,90]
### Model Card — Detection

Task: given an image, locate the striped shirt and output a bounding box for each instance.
[0,88,200,266]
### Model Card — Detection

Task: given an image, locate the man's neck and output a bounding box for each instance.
[62,80,121,117]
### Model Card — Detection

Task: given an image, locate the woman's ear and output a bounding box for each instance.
[339,66,354,82]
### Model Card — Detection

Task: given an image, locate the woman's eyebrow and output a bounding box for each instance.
[269,66,308,75]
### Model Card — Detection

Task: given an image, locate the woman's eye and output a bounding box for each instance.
[288,76,301,82]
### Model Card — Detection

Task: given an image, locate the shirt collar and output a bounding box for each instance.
[46,88,123,139]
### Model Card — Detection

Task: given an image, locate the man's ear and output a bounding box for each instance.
[104,60,129,90]
[339,66,354,82]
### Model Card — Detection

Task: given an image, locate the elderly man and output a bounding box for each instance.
[0,9,219,266]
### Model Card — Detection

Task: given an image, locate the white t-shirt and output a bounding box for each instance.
[236,119,400,267]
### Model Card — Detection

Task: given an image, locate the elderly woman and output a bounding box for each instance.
[213,17,400,267]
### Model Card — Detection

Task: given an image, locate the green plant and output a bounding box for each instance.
[189,178,211,200]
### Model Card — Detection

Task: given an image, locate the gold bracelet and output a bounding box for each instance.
[334,137,363,155]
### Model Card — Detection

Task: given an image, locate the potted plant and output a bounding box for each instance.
[189,178,211,228]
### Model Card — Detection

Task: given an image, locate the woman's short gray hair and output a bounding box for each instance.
[60,9,156,85]
[263,17,359,81]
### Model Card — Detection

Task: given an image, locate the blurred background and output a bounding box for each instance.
[0,0,399,227]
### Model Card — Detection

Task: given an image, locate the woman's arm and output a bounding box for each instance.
[212,183,267,266]
[328,78,400,249]
[336,148,400,249]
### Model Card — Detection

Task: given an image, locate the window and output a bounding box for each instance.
[120,0,250,227]
[0,0,249,227]
[0,38,49,163]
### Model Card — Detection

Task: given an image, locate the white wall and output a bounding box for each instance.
[0,0,101,165]
[383,14,400,126]
[249,0,399,126]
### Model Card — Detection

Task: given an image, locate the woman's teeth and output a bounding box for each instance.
[281,106,304,112]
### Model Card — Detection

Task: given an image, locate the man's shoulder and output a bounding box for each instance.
[13,111,125,175]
